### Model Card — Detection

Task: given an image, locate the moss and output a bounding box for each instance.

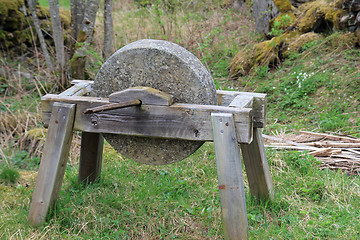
[59,9,71,29]
[0,0,24,17]
[327,32,358,48]
[77,30,88,43]
[355,29,360,46]
[229,46,253,76]
[25,128,47,140]
[0,0,25,30]
[324,9,345,29]
[272,12,297,30]
[70,53,86,79]
[273,0,294,13]
[37,6,71,29]
[297,0,347,32]
[230,34,287,76]
[13,29,33,45]
[231,0,359,78]
[283,32,323,57]
[253,36,282,66]
[37,6,50,18]
[231,31,325,76]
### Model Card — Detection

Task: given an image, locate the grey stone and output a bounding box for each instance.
[92,39,217,165]
[253,0,279,34]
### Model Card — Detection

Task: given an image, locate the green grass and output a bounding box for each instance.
[38,0,71,9]
[234,39,360,136]
[1,144,360,238]
[0,166,20,184]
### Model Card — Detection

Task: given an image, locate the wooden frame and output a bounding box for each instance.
[28,81,274,240]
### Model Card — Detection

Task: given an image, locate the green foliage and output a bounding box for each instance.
[38,0,71,9]
[254,65,269,78]
[344,48,360,61]
[7,150,40,170]
[0,166,20,183]
[269,14,294,37]
[85,45,104,79]
[317,103,350,132]
[275,70,325,110]
[301,40,317,51]
[283,151,319,176]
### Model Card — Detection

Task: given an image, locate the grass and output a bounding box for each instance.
[0,166,20,184]
[38,0,71,9]
[1,0,360,238]
[1,144,360,238]
[231,39,360,136]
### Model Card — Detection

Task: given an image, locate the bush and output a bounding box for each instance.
[0,166,20,184]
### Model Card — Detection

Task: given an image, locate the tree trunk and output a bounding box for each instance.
[103,0,113,60]
[70,0,85,57]
[70,0,85,42]
[233,0,245,10]
[81,0,100,45]
[27,0,54,71]
[253,0,278,34]
[48,0,65,69]
[70,0,100,79]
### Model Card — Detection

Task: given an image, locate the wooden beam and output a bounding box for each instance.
[109,86,174,106]
[70,79,94,85]
[229,95,254,109]
[79,132,104,184]
[240,128,274,201]
[212,113,248,240]
[41,95,253,143]
[299,131,360,143]
[219,90,267,128]
[63,83,266,127]
[60,81,92,96]
[28,103,76,226]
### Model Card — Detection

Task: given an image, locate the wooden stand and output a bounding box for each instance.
[28,81,274,239]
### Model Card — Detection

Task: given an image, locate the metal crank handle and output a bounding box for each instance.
[83,99,142,114]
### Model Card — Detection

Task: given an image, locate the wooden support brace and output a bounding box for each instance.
[229,94,273,201]
[79,132,104,183]
[240,128,274,201]
[218,90,267,128]
[60,81,92,96]
[28,103,76,226]
[212,113,248,240]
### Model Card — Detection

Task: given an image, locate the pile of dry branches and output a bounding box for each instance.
[264,131,360,175]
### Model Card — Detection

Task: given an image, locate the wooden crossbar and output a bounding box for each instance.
[41,94,253,143]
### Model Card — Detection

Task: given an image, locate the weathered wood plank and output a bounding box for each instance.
[79,132,104,183]
[71,79,94,85]
[212,113,248,240]
[28,103,76,226]
[59,81,92,96]
[109,86,174,106]
[218,90,267,128]
[41,95,106,127]
[63,83,266,127]
[299,131,360,143]
[229,95,254,109]
[240,128,274,201]
[41,95,253,143]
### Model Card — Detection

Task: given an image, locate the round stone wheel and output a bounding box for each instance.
[92,39,217,165]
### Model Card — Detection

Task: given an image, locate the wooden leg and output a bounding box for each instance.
[211,113,248,240]
[28,103,76,226]
[79,132,104,183]
[240,128,274,201]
